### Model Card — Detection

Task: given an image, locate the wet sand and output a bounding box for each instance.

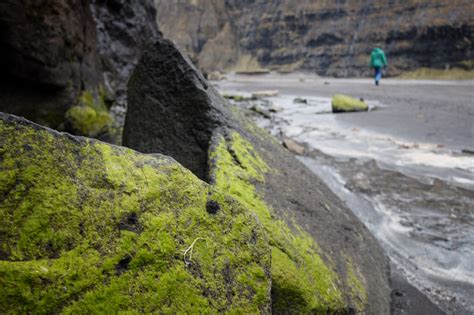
[217,73,474,151]
[215,73,474,314]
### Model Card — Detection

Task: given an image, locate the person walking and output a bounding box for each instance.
[370,47,387,86]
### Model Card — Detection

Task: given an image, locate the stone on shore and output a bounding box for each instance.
[332,94,369,113]
[268,105,283,113]
[282,138,305,155]
[206,71,226,81]
[250,104,272,119]
[293,97,308,104]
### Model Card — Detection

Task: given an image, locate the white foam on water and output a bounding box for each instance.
[398,151,474,173]
[263,94,474,186]
[452,176,474,187]
[372,197,413,238]
[422,264,474,286]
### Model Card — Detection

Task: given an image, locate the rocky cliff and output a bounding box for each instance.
[0,0,159,141]
[155,0,473,76]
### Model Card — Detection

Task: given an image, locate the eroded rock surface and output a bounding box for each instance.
[0,112,271,313]
[123,38,391,314]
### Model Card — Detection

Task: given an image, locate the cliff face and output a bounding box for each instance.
[155,0,473,76]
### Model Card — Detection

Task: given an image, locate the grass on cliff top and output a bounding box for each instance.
[0,118,271,313]
[209,131,354,313]
[398,67,474,80]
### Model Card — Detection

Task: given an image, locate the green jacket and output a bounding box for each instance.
[370,48,387,68]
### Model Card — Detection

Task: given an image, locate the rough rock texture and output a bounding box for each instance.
[0,0,159,141]
[123,38,391,313]
[155,0,473,76]
[0,0,101,128]
[0,112,271,313]
[123,39,237,180]
[91,0,161,130]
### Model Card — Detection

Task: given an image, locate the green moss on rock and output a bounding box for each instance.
[345,257,368,312]
[331,94,368,113]
[0,116,271,313]
[64,90,112,137]
[209,131,345,313]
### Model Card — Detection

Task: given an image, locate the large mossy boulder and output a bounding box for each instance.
[123,38,391,314]
[0,113,271,313]
[332,94,369,113]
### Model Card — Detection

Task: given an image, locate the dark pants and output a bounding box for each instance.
[374,67,382,82]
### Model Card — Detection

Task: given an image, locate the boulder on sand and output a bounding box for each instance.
[293,97,308,104]
[282,138,305,155]
[123,38,391,314]
[332,94,369,113]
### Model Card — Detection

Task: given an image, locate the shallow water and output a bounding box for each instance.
[217,76,474,313]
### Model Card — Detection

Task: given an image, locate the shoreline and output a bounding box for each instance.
[216,74,474,313]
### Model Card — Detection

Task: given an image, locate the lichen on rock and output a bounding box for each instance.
[0,113,271,313]
[209,131,346,313]
[64,89,113,138]
[345,256,368,313]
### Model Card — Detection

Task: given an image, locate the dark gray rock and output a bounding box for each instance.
[390,263,445,315]
[123,38,236,180]
[250,104,272,119]
[0,0,160,142]
[0,0,101,128]
[123,38,392,313]
[91,0,160,124]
